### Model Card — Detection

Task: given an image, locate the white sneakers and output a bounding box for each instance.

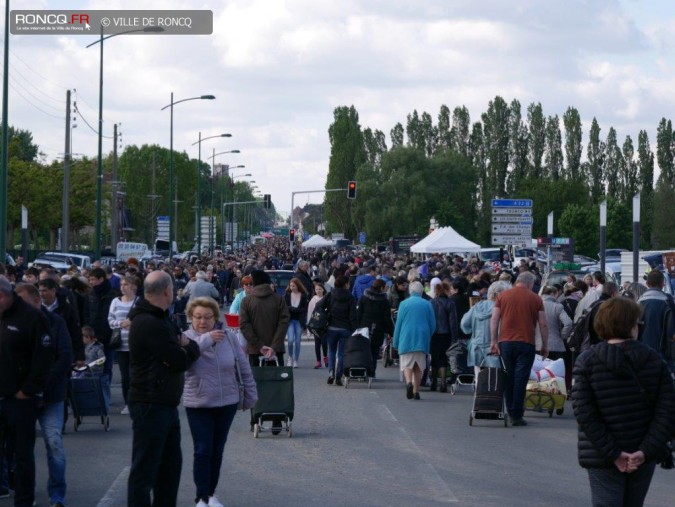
[196,496,224,507]
[293,360,298,368]
[120,405,129,415]
[286,357,293,367]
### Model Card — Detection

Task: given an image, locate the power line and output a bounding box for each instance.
[7,59,64,105]
[6,46,69,91]
[73,102,114,139]
[0,68,63,113]
[7,80,63,121]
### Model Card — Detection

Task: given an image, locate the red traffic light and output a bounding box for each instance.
[347,180,356,199]
[289,229,296,241]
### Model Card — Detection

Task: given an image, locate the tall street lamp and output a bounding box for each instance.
[161,94,216,257]
[207,152,241,250]
[86,25,164,260]
[191,133,231,254]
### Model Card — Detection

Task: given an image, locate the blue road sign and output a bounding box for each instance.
[359,231,366,244]
[491,199,533,208]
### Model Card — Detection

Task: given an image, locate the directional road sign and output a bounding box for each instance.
[491,216,533,224]
[491,224,533,234]
[492,207,532,216]
[492,235,531,246]
[491,199,533,208]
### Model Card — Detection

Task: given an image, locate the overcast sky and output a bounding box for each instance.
[4,0,674,218]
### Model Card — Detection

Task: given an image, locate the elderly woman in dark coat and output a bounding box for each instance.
[572,297,675,507]
[357,279,394,378]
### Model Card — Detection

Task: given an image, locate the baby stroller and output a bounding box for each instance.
[446,341,475,395]
[381,311,399,368]
[342,329,374,389]
[69,357,109,432]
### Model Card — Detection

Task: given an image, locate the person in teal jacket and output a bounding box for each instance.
[461,281,511,377]
[393,281,435,400]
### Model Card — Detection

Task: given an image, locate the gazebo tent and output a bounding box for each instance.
[301,234,333,248]
[410,226,481,254]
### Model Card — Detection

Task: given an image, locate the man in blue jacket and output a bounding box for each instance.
[638,270,675,374]
[352,265,378,302]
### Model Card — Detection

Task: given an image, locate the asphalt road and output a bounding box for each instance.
[5,342,672,507]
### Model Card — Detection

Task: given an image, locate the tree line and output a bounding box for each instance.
[324,99,675,256]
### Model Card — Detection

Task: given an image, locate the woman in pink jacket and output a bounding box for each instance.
[183,297,258,507]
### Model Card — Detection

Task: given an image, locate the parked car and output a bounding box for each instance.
[264,270,295,295]
[598,248,629,263]
[574,254,598,267]
[41,252,92,271]
[539,268,617,294]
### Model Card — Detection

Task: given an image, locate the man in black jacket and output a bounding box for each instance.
[127,270,200,507]
[0,276,54,507]
[38,277,84,365]
[16,283,72,507]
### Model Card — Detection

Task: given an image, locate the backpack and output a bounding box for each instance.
[567,300,603,352]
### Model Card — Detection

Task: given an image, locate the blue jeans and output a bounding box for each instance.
[499,341,536,420]
[185,405,238,503]
[287,320,303,362]
[326,328,350,379]
[0,398,37,507]
[127,403,182,507]
[37,401,66,505]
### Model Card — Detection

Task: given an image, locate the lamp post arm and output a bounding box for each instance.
[161,95,215,111]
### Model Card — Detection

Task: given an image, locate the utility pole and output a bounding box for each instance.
[62,89,71,252]
[111,123,118,253]
[147,151,161,246]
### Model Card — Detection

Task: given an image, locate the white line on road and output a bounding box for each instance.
[96,466,129,507]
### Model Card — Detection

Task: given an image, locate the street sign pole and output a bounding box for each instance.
[491,198,533,249]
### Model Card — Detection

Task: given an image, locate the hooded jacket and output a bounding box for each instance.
[431,294,458,339]
[572,339,675,468]
[352,274,376,301]
[461,299,497,368]
[127,298,200,406]
[240,284,290,355]
[638,288,675,358]
[357,288,394,347]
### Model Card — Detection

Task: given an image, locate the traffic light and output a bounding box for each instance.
[347,180,356,199]
[263,194,271,209]
[289,229,295,242]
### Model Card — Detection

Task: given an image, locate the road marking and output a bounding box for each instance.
[394,426,459,503]
[374,403,397,421]
[96,466,129,507]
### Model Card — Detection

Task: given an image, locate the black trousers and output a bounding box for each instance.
[127,403,182,507]
[587,461,656,507]
[0,397,37,507]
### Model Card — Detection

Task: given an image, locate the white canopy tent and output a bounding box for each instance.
[301,234,333,248]
[410,226,481,254]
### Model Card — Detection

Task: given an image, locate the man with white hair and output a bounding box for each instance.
[183,271,219,301]
[490,271,548,426]
[393,281,436,400]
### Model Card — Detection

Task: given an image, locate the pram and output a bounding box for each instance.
[446,341,475,395]
[251,357,294,438]
[69,357,109,432]
[381,311,399,367]
[342,329,374,389]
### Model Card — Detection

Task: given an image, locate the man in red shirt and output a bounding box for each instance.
[490,271,548,426]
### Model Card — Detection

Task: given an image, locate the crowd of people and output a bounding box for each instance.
[0,235,673,506]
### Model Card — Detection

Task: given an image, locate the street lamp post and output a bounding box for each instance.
[205,150,241,247]
[191,133,231,254]
[161,94,216,258]
[86,25,164,260]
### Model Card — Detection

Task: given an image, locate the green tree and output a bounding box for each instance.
[559,204,598,256]
[604,127,622,198]
[586,118,604,200]
[652,181,675,248]
[621,135,638,205]
[1,125,39,162]
[508,99,529,193]
[527,102,545,178]
[656,118,674,185]
[390,122,404,149]
[481,96,510,198]
[544,115,563,180]
[437,105,451,149]
[562,106,583,180]
[325,105,365,239]
[637,130,654,247]
[405,110,424,152]
[451,106,471,158]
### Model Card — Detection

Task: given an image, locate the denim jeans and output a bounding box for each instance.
[127,403,182,507]
[116,351,131,405]
[37,401,66,505]
[287,320,303,362]
[498,341,536,420]
[587,461,656,506]
[326,328,350,379]
[185,405,238,502]
[0,397,37,507]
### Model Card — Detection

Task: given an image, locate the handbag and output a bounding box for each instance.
[227,333,247,411]
[109,297,138,350]
[626,361,674,470]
